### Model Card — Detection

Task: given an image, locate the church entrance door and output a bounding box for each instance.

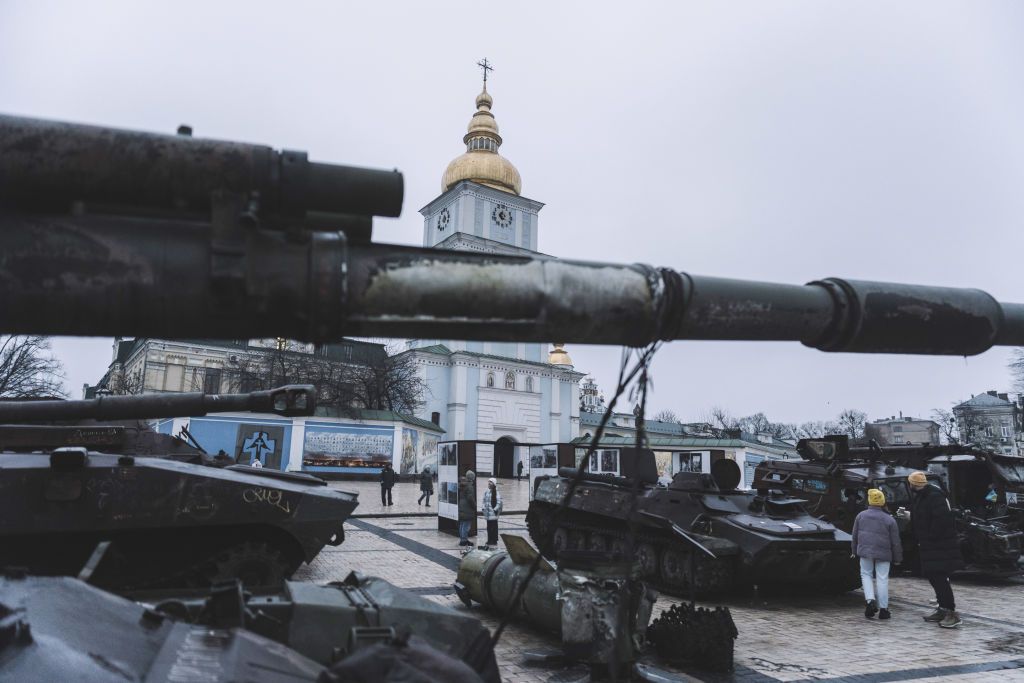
[495,437,515,479]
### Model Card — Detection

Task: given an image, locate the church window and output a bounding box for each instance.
[525,376,534,392]
[486,372,495,388]
[504,372,516,390]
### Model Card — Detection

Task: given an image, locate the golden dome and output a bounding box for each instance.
[442,87,522,195]
[548,343,573,366]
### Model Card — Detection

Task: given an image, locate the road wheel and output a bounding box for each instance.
[206,541,292,588]
[587,532,611,552]
[660,546,690,588]
[636,542,659,578]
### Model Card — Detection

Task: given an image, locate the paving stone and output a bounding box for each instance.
[294,511,1024,682]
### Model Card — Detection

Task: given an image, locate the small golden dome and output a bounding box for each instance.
[442,87,521,195]
[549,343,573,366]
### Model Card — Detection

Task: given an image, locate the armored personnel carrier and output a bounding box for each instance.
[527,448,857,596]
[0,386,359,590]
[751,436,1023,574]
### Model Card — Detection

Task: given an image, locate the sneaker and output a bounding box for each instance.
[939,611,963,629]
[923,608,946,622]
[878,609,891,620]
[865,600,878,619]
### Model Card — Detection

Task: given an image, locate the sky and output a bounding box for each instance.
[2,2,1023,425]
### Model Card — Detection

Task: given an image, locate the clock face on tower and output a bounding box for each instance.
[437,207,451,232]
[492,205,514,228]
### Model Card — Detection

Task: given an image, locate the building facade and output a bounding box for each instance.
[404,82,584,477]
[864,416,941,446]
[953,391,1019,455]
[90,337,444,475]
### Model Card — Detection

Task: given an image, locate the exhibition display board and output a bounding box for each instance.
[437,440,478,536]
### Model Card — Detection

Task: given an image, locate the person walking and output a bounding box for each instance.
[517,460,524,482]
[908,471,964,628]
[481,477,503,547]
[417,467,434,506]
[380,463,396,506]
[458,470,476,546]
[852,488,902,620]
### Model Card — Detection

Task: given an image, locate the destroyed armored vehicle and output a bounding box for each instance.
[0,570,498,683]
[752,436,1023,575]
[0,451,358,590]
[0,386,359,591]
[527,448,857,596]
[147,571,500,681]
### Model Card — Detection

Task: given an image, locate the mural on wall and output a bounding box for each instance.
[234,425,285,469]
[530,447,557,469]
[302,426,394,468]
[400,429,419,474]
[417,434,439,474]
[653,451,672,477]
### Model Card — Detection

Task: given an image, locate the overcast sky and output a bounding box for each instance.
[3,2,1023,425]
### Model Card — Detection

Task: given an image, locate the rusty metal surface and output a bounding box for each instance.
[1,112,1022,355]
[0,114,402,218]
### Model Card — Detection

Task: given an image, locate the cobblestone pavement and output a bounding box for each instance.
[294,510,1024,682]
[327,476,534,516]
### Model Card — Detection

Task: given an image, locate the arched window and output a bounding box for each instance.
[504,372,516,390]
[525,376,534,392]
[486,372,495,388]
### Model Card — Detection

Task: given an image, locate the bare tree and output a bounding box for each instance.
[0,335,66,398]
[796,420,840,439]
[931,408,958,444]
[1009,348,1024,392]
[224,343,423,415]
[652,409,680,424]
[105,366,145,395]
[836,409,868,439]
[709,406,738,430]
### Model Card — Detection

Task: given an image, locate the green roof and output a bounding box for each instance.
[570,435,795,457]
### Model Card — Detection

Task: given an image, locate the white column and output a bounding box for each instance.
[287,417,306,471]
[550,377,561,443]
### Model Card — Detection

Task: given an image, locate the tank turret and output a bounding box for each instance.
[0,385,316,462]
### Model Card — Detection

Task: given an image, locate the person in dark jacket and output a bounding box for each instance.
[457,470,476,546]
[909,471,964,628]
[380,463,397,506]
[517,460,524,481]
[852,488,902,620]
[417,467,434,506]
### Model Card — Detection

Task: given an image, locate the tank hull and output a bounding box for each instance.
[528,473,857,597]
[0,451,358,590]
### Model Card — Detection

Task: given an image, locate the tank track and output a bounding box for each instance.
[526,502,738,598]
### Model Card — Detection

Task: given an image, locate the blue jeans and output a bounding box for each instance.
[860,558,891,608]
[459,520,471,544]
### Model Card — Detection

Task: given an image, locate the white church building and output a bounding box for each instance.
[403,79,584,478]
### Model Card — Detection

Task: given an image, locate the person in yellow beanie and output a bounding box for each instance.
[908,470,963,628]
[851,488,902,620]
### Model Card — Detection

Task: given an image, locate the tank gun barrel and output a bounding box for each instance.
[0,385,316,423]
[1,113,1021,355]
[0,114,403,226]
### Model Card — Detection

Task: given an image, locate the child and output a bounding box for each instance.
[851,488,902,620]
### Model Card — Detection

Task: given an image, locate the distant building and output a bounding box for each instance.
[404,80,584,478]
[864,415,940,446]
[87,337,444,476]
[575,412,797,489]
[579,376,605,414]
[953,391,1019,455]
